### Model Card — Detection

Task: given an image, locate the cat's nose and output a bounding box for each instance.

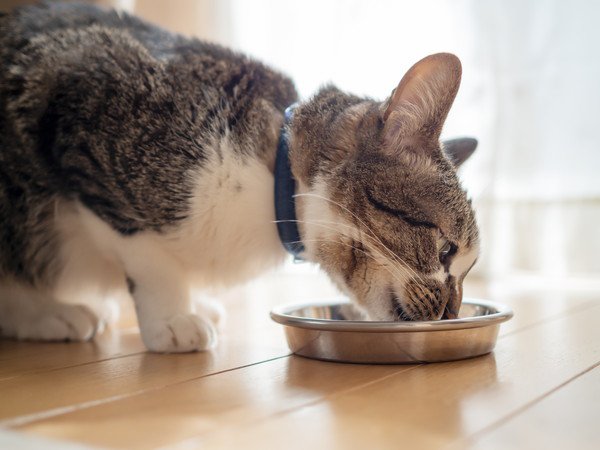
[442,280,463,319]
[442,308,458,320]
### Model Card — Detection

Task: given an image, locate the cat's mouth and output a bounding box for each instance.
[390,292,452,321]
[390,294,414,322]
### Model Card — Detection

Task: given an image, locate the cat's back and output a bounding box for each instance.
[0,2,295,99]
[0,1,296,235]
[0,2,187,179]
[0,2,182,64]
[0,2,296,149]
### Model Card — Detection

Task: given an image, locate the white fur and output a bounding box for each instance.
[0,135,286,352]
[170,139,286,286]
[298,178,343,261]
[449,242,480,279]
[0,280,113,341]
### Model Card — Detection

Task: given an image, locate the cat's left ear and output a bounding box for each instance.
[442,137,478,167]
[382,53,462,150]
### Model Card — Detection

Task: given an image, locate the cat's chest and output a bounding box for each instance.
[166,146,286,286]
[71,137,286,289]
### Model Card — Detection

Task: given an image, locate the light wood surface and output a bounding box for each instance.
[1,271,599,449]
[468,364,600,450]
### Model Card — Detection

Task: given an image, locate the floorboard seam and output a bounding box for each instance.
[0,351,148,383]
[0,352,292,428]
[168,364,423,448]
[455,360,600,449]
[498,300,600,340]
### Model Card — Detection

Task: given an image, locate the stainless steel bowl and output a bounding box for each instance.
[271,298,513,364]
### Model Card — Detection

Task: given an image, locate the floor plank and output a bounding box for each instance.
[0,335,288,423]
[2,272,599,449]
[184,302,600,449]
[0,286,589,419]
[0,331,146,382]
[14,301,600,449]
[0,429,91,450]
[15,357,412,449]
[467,363,600,450]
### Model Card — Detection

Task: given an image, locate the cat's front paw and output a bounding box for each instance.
[17,304,101,341]
[141,313,217,353]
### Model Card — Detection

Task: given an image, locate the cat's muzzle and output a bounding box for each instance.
[394,280,454,321]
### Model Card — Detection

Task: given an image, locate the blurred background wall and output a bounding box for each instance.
[2,0,599,290]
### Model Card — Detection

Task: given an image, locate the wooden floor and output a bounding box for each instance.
[1,270,599,450]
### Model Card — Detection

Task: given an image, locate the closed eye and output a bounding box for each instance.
[364,189,438,229]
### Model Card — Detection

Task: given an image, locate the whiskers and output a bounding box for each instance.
[274,216,421,290]
[284,235,406,288]
[277,192,425,287]
[390,290,413,321]
[294,192,425,285]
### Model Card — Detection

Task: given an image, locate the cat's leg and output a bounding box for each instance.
[0,201,129,342]
[123,242,217,353]
[191,291,227,331]
[19,204,130,341]
[0,279,104,341]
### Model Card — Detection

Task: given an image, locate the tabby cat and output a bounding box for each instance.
[0,3,479,352]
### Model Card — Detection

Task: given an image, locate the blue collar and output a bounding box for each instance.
[274,105,305,260]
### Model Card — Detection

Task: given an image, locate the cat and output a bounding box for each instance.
[0,2,479,352]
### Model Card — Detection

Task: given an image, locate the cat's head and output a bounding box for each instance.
[289,53,479,321]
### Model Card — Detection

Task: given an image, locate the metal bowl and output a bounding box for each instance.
[271,298,513,364]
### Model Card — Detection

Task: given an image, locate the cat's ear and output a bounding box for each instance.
[382,53,462,150]
[442,137,477,167]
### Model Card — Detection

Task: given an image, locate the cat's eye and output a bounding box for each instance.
[438,239,456,263]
